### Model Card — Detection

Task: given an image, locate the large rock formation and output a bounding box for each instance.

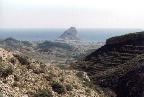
[56,27,80,42]
[74,31,144,97]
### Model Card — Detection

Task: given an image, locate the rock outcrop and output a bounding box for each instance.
[74,31,144,97]
[56,27,80,41]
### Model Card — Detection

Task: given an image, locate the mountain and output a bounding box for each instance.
[0,47,106,97]
[56,27,80,42]
[74,31,144,97]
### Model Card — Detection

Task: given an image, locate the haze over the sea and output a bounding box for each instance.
[1,0,144,41]
[0,28,142,41]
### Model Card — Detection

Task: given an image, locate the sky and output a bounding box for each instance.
[1,0,144,28]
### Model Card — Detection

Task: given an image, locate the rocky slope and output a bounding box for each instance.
[0,48,105,97]
[74,31,144,97]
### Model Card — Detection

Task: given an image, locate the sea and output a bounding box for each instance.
[0,28,142,42]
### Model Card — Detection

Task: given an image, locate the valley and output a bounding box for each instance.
[0,28,143,97]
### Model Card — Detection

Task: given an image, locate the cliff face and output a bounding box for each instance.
[75,31,144,97]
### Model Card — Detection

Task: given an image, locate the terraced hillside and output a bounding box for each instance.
[74,32,144,97]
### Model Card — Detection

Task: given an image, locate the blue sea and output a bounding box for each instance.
[0,28,142,42]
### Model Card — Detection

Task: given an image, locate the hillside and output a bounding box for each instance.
[74,31,144,97]
[0,47,105,97]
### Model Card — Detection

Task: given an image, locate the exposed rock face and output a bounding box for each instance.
[57,27,80,41]
[74,31,144,97]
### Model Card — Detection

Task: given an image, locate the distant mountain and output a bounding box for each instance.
[56,27,80,42]
[3,37,20,44]
[74,31,144,97]
[2,37,33,46]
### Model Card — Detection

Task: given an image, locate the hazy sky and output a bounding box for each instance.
[1,0,144,28]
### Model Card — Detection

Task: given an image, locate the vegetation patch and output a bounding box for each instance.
[51,82,66,94]
[9,57,16,65]
[65,84,73,91]
[14,54,30,65]
[33,90,53,97]
[0,64,13,78]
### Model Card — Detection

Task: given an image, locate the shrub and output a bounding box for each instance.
[12,82,18,87]
[14,75,20,81]
[28,63,45,74]
[33,90,53,97]
[0,65,13,78]
[45,75,53,81]
[65,84,73,91]
[33,69,44,74]
[59,76,64,82]
[51,82,66,94]
[14,54,30,65]
[9,57,16,65]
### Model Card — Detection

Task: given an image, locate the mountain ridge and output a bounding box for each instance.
[74,31,144,97]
